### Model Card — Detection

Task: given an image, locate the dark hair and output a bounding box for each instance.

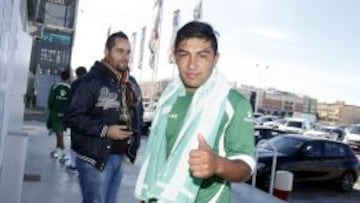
[175,21,218,53]
[105,31,128,50]
[75,66,87,77]
[60,70,70,81]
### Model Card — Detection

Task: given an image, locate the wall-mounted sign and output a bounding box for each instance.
[43,31,72,45]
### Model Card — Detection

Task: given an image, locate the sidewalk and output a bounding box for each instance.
[21,119,143,203]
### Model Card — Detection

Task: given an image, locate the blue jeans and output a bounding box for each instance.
[76,154,124,203]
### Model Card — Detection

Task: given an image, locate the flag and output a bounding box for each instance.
[153,0,162,8]
[138,27,146,70]
[107,26,112,37]
[193,0,203,21]
[168,9,180,64]
[129,32,137,69]
[149,0,163,69]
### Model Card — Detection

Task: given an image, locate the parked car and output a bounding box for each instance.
[254,115,278,126]
[254,134,360,192]
[253,113,263,119]
[343,124,360,152]
[262,118,286,129]
[304,125,346,141]
[278,118,311,134]
[254,126,286,144]
[142,101,157,136]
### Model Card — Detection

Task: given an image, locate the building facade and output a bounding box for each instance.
[237,86,317,117]
[27,0,78,108]
[0,1,79,202]
[317,101,360,125]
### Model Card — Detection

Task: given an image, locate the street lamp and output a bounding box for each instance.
[254,64,270,113]
[255,63,270,89]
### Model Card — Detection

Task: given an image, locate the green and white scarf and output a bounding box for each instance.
[135,69,232,203]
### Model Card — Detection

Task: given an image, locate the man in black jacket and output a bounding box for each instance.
[66,66,88,173]
[65,31,143,203]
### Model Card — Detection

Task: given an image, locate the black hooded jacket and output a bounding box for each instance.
[65,61,143,171]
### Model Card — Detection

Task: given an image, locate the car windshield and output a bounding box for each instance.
[350,125,360,135]
[287,121,303,128]
[316,126,333,133]
[273,119,285,124]
[259,136,305,155]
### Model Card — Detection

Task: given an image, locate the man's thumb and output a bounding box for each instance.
[198,134,209,149]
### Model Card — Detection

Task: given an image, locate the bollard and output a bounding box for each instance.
[274,170,293,201]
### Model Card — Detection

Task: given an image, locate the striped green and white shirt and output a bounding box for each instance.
[165,89,255,203]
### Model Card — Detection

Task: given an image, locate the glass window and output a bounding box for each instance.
[260,136,305,155]
[350,125,360,135]
[302,142,323,157]
[287,121,303,128]
[324,142,346,157]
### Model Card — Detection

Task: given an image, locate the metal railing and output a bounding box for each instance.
[252,139,278,195]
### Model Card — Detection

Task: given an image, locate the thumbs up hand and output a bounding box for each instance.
[198,133,211,150]
[188,134,218,178]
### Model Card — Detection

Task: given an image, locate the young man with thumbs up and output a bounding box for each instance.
[135,21,255,203]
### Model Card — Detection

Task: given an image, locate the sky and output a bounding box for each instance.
[71,0,360,106]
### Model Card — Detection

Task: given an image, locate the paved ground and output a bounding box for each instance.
[289,182,360,203]
[20,108,360,203]
[21,119,142,203]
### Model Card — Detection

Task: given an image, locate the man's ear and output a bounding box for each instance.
[104,48,109,57]
[214,52,220,65]
[173,46,177,56]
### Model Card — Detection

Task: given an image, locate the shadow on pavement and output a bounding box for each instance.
[289,181,360,203]
[23,108,47,122]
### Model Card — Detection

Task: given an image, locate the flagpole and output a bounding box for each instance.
[107,26,112,37]
[129,32,137,72]
[193,0,203,21]
[151,0,163,103]
[169,9,180,79]
[138,26,146,83]
[139,64,143,83]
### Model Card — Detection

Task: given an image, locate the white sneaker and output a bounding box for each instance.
[59,155,70,165]
[66,165,77,174]
[50,150,59,159]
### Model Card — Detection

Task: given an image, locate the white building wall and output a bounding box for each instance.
[0,0,15,178]
[0,0,32,202]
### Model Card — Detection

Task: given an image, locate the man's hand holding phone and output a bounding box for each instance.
[106,125,133,140]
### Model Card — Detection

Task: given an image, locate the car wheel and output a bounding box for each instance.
[337,172,354,192]
[257,173,271,192]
